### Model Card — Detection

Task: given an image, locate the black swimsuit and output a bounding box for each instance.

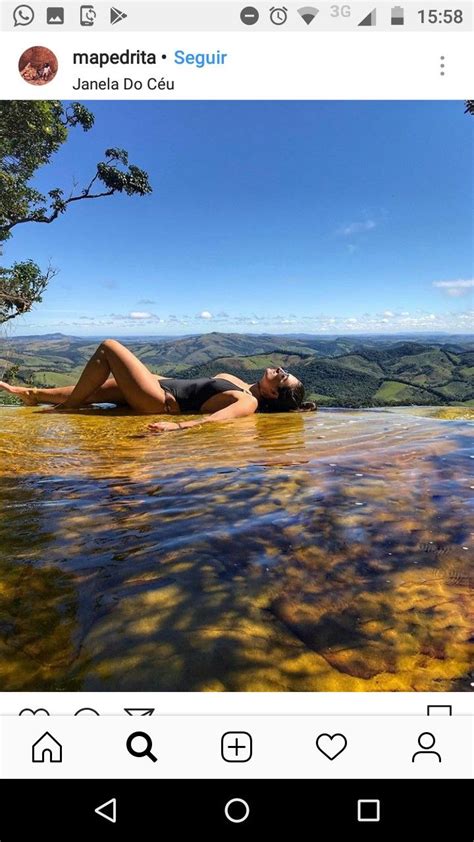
[160,377,248,413]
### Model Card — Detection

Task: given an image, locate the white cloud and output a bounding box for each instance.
[339,220,376,237]
[433,279,474,298]
[197,311,213,320]
[20,306,474,335]
[102,311,162,322]
[129,311,155,320]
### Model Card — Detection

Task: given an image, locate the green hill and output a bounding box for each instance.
[1,332,472,408]
[183,338,473,407]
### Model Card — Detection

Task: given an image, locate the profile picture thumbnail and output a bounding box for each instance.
[19,46,58,85]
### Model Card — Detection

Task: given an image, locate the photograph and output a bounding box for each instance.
[18,46,59,86]
[0,99,472,691]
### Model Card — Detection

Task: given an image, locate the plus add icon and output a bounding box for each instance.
[221,731,253,763]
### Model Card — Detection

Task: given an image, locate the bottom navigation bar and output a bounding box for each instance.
[1,715,471,779]
[0,779,471,837]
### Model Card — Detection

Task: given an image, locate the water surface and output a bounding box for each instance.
[0,406,472,691]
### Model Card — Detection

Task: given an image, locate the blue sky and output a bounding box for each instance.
[6,100,473,336]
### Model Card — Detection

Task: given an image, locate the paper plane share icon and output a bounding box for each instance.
[124,707,155,716]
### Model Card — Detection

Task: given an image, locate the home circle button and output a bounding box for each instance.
[224,798,250,824]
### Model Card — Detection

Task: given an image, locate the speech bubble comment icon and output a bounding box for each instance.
[13,5,35,25]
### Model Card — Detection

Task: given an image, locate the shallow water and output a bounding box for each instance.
[0,406,472,691]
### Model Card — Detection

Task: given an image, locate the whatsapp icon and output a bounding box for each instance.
[13,5,35,26]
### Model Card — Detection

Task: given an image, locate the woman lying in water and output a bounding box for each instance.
[0,339,316,432]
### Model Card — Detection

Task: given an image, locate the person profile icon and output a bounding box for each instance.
[411,732,442,763]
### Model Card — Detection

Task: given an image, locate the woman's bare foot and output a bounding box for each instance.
[0,381,38,406]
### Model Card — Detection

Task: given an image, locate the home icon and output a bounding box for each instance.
[32,732,63,763]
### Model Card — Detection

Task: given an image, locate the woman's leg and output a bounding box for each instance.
[60,339,168,413]
[0,378,127,406]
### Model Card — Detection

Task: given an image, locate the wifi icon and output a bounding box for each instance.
[298,6,319,24]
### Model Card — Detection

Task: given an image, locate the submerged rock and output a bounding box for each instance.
[0,406,472,691]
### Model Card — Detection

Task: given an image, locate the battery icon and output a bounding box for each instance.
[391,5,404,24]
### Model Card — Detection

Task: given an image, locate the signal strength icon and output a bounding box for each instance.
[298,6,319,25]
[358,8,376,26]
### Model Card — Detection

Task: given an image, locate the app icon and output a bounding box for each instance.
[358,799,380,822]
[124,707,154,716]
[224,798,250,824]
[391,5,404,25]
[46,7,64,24]
[221,731,253,762]
[427,705,452,716]
[19,708,50,716]
[74,707,100,715]
[32,732,63,763]
[13,5,34,26]
[412,732,442,763]
[270,5,288,24]
[315,732,348,760]
[80,5,96,26]
[95,798,117,824]
[358,8,376,26]
[298,6,319,25]
[126,731,157,762]
[110,6,127,24]
[240,6,259,25]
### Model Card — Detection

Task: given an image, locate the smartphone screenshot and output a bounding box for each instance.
[0,0,472,835]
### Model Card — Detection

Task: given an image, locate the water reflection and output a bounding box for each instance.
[0,406,472,690]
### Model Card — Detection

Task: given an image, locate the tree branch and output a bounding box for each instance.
[3,189,115,231]
[0,309,25,323]
[0,292,38,305]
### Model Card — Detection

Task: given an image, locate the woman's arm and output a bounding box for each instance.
[147,394,258,433]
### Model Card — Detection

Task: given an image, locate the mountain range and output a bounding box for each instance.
[1,332,473,407]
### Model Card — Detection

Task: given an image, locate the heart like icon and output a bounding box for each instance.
[315,733,348,760]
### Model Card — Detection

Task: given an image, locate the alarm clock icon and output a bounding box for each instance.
[270,6,288,24]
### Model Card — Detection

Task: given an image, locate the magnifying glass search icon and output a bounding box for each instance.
[126,731,157,762]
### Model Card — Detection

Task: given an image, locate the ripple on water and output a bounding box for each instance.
[0,406,473,691]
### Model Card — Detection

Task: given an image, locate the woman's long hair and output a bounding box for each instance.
[258,379,317,413]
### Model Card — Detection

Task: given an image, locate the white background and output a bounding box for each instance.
[1,32,473,98]
[2,714,472,778]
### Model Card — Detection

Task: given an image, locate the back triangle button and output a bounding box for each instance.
[95,798,117,824]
